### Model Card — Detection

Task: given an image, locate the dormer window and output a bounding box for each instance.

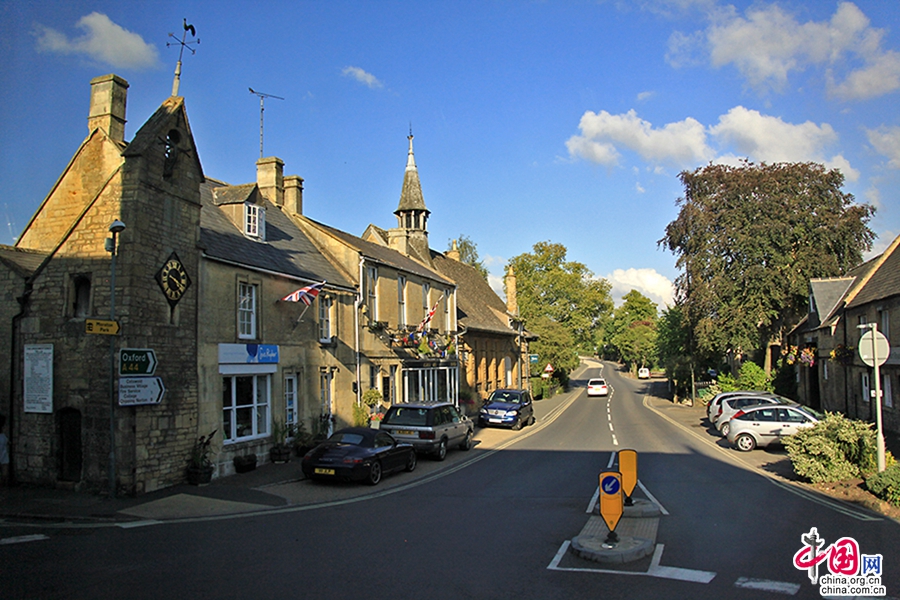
[244,203,266,240]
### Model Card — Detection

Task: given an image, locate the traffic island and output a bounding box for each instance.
[570,514,657,564]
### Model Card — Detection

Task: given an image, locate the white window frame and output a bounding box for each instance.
[398,275,407,328]
[222,373,270,443]
[444,288,453,332]
[318,295,333,342]
[422,282,430,317]
[878,308,890,340]
[238,282,257,339]
[883,373,893,409]
[366,266,379,322]
[244,203,265,239]
[284,374,298,430]
[320,369,334,437]
[862,372,870,403]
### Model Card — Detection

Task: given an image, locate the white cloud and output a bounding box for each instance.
[709,106,859,180]
[566,109,713,167]
[341,66,384,89]
[866,126,900,169]
[33,12,158,69]
[864,230,898,261]
[605,268,675,308]
[636,90,656,102]
[670,2,900,99]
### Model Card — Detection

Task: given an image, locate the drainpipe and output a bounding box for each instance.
[7,283,33,486]
[355,256,364,407]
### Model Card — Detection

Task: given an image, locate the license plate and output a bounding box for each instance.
[489,418,502,423]
[396,430,416,435]
[314,468,335,476]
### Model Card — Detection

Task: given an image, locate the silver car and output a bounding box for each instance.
[715,395,794,437]
[726,404,822,451]
[706,390,769,424]
[379,402,474,461]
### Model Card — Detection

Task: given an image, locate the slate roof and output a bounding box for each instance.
[430,251,515,335]
[198,179,354,290]
[847,236,900,308]
[297,216,453,286]
[0,246,48,279]
[809,277,854,329]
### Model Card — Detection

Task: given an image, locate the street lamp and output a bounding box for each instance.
[857,322,886,473]
[107,220,125,498]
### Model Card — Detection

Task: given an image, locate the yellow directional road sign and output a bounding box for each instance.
[599,471,623,533]
[85,319,120,335]
[619,449,638,499]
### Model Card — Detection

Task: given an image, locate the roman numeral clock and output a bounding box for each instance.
[155,252,192,308]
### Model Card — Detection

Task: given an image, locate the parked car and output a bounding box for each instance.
[379,402,474,460]
[637,367,650,379]
[726,404,822,451]
[301,427,416,485]
[587,378,609,397]
[715,395,794,437]
[479,389,535,430]
[706,390,768,424]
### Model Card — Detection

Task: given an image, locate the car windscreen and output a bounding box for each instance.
[488,391,521,403]
[383,407,429,426]
[328,432,365,445]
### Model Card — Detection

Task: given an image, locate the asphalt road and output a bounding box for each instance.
[2,359,897,599]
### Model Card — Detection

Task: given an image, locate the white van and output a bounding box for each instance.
[637,367,650,379]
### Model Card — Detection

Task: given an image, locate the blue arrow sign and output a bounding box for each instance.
[601,475,621,495]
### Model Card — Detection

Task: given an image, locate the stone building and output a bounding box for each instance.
[790,233,900,437]
[0,75,357,492]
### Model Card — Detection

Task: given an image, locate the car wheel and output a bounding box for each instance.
[512,417,522,431]
[459,430,473,451]
[366,461,383,485]
[720,422,730,437]
[434,438,448,461]
[405,451,417,472]
[734,433,756,452]
[527,414,535,426]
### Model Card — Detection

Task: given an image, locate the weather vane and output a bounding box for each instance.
[167,19,199,97]
[249,88,284,159]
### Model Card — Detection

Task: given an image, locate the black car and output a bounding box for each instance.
[479,389,535,430]
[301,427,416,485]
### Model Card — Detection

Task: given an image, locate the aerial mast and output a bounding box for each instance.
[249,88,284,159]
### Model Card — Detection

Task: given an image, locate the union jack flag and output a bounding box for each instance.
[417,294,443,332]
[282,281,325,306]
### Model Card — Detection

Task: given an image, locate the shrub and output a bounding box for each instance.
[717,372,738,392]
[866,464,900,507]
[736,361,772,392]
[784,413,884,483]
[352,403,369,427]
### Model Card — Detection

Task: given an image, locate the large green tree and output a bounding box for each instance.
[447,234,488,281]
[507,241,613,375]
[605,290,658,360]
[660,161,875,367]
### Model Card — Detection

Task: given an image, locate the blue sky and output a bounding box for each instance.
[2,1,900,308]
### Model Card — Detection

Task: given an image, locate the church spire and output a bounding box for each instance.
[396,131,429,216]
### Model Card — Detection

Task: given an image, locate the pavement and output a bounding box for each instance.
[2,365,896,559]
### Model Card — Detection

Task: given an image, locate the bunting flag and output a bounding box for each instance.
[417,294,444,332]
[282,281,325,306]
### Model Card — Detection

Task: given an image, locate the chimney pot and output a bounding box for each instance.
[257,157,284,206]
[284,175,304,215]
[88,74,129,143]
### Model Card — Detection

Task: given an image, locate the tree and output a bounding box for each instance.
[448,234,488,281]
[660,161,875,370]
[507,241,613,375]
[605,290,658,363]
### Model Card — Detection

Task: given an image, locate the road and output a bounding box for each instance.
[2,359,897,599]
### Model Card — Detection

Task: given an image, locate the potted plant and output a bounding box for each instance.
[269,419,292,463]
[187,429,217,485]
[362,388,383,428]
[233,453,257,473]
[292,419,315,457]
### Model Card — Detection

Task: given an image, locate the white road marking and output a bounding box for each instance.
[548,541,716,584]
[637,480,669,516]
[608,422,614,431]
[586,487,600,513]
[118,520,162,529]
[612,434,619,446]
[734,577,800,595]
[0,534,49,545]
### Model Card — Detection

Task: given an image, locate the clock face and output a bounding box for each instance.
[156,252,191,306]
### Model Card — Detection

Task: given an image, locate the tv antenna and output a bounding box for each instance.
[167,19,199,97]
[249,88,284,159]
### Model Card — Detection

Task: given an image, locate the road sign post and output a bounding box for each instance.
[858,324,890,472]
[618,450,638,506]
[599,471,623,545]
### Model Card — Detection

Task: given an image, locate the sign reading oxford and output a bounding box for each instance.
[119,348,158,376]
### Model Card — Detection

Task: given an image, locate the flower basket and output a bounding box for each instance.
[829,344,854,366]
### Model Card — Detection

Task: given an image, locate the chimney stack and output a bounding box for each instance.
[505,266,518,316]
[256,157,284,206]
[284,175,304,215]
[88,74,129,143]
[446,239,461,261]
